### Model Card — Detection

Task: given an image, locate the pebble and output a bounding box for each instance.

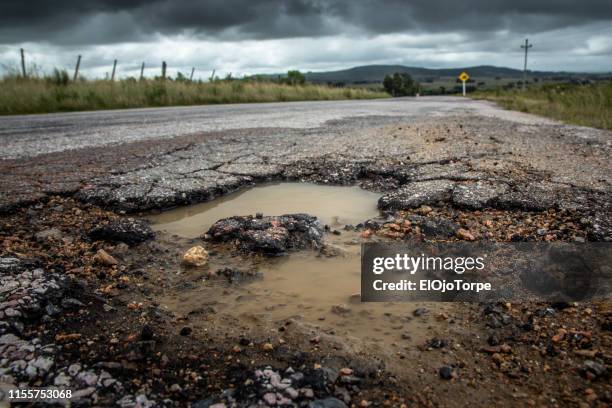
[262,392,277,405]
[72,387,96,399]
[413,307,428,317]
[426,338,448,349]
[439,365,454,379]
[183,245,209,267]
[456,228,475,241]
[339,367,353,376]
[31,356,54,372]
[68,363,82,376]
[93,249,119,266]
[583,360,606,377]
[285,387,299,399]
[331,304,351,314]
[302,388,315,398]
[35,228,63,242]
[77,370,98,386]
[54,372,71,386]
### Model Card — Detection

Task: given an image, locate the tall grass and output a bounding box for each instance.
[471,81,612,130]
[0,72,388,115]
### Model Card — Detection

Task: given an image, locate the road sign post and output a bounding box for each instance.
[458,72,470,96]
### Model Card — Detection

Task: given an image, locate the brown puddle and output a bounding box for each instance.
[149,182,382,238]
[150,183,452,351]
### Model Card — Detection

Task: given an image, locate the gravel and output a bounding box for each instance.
[0,257,126,406]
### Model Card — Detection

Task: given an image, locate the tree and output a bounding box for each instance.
[383,72,419,97]
[286,70,305,85]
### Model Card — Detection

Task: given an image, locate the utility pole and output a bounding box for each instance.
[20,48,26,78]
[73,55,81,81]
[161,61,167,80]
[140,62,145,81]
[521,38,532,91]
[110,59,117,81]
[189,67,195,81]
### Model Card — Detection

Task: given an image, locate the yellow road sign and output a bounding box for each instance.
[458,72,470,82]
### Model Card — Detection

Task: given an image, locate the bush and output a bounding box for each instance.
[383,72,419,97]
[286,70,306,86]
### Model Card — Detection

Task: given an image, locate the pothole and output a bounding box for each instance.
[149,182,382,238]
[149,182,451,351]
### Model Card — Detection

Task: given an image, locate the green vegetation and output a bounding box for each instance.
[382,72,420,96]
[0,69,387,115]
[471,81,612,130]
[285,70,306,85]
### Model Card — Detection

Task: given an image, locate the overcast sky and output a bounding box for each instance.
[1,0,611,79]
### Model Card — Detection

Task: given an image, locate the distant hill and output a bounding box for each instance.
[254,65,611,95]
[294,65,603,84]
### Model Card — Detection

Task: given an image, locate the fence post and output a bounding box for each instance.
[20,48,26,78]
[189,67,195,81]
[161,61,167,80]
[140,62,145,81]
[110,59,117,81]
[73,55,81,81]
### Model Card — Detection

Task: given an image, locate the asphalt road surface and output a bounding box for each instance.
[0,96,552,160]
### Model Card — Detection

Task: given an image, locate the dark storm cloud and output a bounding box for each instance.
[1,0,611,75]
[1,0,612,44]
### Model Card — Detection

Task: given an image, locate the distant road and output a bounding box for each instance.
[0,96,551,160]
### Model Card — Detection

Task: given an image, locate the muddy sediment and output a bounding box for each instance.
[1,113,611,407]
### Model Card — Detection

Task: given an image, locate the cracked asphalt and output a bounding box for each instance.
[0,97,610,241]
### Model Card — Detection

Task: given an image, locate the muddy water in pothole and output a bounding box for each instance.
[150,182,382,238]
[218,237,451,348]
[150,183,450,350]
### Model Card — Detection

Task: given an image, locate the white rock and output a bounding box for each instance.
[68,363,82,376]
[77,370,98,386]
[55,372,72,386]
[182,246,209,267]
[32,356,54,372]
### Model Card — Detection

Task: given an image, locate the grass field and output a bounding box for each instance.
[471,81,612,130]
[0,75,388,115]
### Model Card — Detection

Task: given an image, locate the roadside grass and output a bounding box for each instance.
[0,75,389,115]
[471,81,612,130]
